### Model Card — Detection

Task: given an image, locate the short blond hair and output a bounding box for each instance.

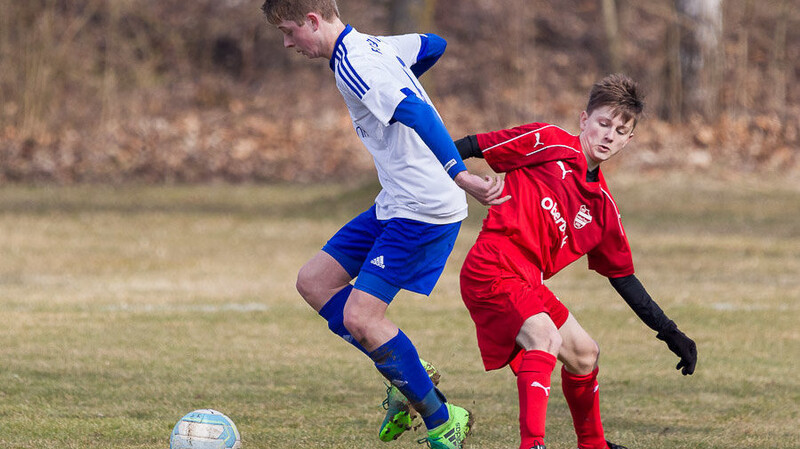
[261,0,340,25]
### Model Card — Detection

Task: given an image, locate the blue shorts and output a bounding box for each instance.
[322,205,461,304]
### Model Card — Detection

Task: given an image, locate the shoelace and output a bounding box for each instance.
[416,432,463,449]
[381,382,392,410]
[416,436,457,449]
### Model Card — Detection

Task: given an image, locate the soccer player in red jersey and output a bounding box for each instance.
[456,74,697,449]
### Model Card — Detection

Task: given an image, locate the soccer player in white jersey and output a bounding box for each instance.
[261,1,509,447]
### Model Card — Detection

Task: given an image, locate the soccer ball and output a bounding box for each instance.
[170,409,242,449]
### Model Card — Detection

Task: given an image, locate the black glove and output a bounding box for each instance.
[656,323,697,375]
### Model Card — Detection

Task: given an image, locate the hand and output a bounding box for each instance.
[656,325,697,375]
[453,172,511,206]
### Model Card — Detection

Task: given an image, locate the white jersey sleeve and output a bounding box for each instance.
[380,33,425,69]
[333,31,431,126]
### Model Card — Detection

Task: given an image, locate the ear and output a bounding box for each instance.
[307,12,321,31]
[579,111,588,131]
[620,131,634,149]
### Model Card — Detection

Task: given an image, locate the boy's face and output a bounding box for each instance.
[579,105,635,168]
[277,16,322,59]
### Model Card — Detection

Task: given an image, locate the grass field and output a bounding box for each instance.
[0,174,798,448]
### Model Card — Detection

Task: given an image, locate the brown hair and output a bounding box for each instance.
[261,0,340,25]
[586,74,644,129]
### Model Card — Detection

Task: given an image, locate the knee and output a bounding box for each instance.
[544,328,563,355]
[296,262,339,308]
[295,263,315,300]
[570,340,600,374]
[296,254,352,311]
[342,306,367,342]
[518,323,562,356]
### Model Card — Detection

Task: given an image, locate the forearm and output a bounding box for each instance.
[611,273,697,375]
[392,93,466,179]
[454,135,483,160]
[608,274,673,333]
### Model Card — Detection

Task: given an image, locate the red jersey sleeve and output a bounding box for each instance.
[586,179,635,277]
[587,228,635,277]
[477,123,582,173]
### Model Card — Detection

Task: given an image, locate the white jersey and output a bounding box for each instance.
[330,25,467,224]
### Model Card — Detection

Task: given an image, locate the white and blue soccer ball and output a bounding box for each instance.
[170,409,242,449]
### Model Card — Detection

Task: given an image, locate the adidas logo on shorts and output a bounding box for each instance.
[370,255,385,269]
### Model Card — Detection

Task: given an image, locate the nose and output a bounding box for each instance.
[603,128,615,142]
[283,35,293,48]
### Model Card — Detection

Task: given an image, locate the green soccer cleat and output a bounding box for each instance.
[378,385,413,441]
[605,441,629,449]
[379,358,441,442]
[418,403,473,449]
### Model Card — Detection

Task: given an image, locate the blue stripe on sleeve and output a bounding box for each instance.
[392,91,467,179]
[343,54,369,93]
[335,45,370,99]
[338,62,366,98]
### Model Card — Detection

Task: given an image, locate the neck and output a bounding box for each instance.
[320,18,346,60]
[579,133,600,171]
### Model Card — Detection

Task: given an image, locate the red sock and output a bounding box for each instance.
[561,366,606,449]
[516,350,557,449]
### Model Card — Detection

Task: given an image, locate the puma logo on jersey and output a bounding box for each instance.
[530,381,551,396]
[556,161,573,179]
[534,132,543,147]
[574,205,593,229]
[370,255,385,269]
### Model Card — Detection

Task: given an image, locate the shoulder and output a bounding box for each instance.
[535,125,582,163]
[333,33,389,90]
[595,174,624,221]
[378,33,424,54]
[538,124,579,144]
[339,29,399,60]
[335,35,401,83]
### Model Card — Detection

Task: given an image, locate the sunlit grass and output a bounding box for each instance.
[0,174,797,448]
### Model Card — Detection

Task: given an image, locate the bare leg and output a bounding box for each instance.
[296,250,352,312]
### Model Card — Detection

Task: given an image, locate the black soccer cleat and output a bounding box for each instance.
[606,440,629,449]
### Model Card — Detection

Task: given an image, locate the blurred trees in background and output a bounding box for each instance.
[0,0,797,183]
[387,0,436,33]
[672,0,723,121]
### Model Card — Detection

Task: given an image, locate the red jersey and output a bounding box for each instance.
[476,122,634,279]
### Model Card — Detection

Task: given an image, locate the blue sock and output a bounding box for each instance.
[369,330,450,429]
[318,285,368,356]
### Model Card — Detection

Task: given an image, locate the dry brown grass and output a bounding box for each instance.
[0,175,797,448]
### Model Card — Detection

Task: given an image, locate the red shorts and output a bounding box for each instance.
[460,235,569,372]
